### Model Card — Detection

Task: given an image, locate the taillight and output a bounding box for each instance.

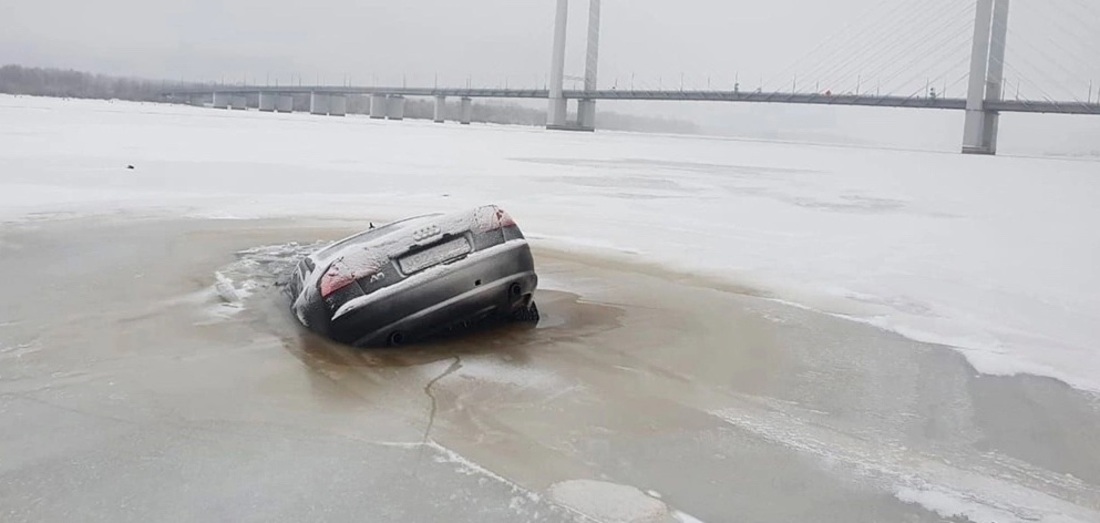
[475,205,517,232]
[320,261,358,297]
[319,250,386,298]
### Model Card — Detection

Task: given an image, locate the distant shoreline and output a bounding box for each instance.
[0,63,699,135]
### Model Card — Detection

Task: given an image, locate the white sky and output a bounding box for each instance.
[2,1,1096,91]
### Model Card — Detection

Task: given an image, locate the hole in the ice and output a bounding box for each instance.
[278,289,622,369]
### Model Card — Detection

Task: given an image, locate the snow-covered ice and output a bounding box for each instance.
[548,479,670,523]
[1,94,1098,393]
[711,406,1100,523]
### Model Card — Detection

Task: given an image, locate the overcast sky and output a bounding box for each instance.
[3,0,1098,152]
[0,1,862,84]
[3,1,1096,91]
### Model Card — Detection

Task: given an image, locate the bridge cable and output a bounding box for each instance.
[848,4,975,97]
[762,0,930,92]
[1057,0,1100,52]
[870,15,976,97]
[998,26,1090,105]
[779,0,933,93]
[1016,0,1099,71]
[896,53,973,101]
[1065,0,1100,28]
[799,0,972,96]
[756,0,905,92]
[1009,1,1098,102]
[1003,61,1061,103]
[816,1,973,98]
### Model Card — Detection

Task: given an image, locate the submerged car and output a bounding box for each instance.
[287,205,539,347]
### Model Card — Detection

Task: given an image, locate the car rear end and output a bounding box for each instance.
[292,205,537,346]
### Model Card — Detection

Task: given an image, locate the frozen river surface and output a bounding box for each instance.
[0,96,1098,522]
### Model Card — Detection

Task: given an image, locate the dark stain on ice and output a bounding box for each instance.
[419,354,462,463]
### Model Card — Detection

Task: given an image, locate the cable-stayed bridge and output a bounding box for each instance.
[164,0,1100,155]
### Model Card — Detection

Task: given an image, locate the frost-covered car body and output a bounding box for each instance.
[288,205,538,347]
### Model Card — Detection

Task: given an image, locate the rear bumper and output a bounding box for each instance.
[328,240,537,346]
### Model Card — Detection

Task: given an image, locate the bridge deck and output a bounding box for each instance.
[163,86,1100,115]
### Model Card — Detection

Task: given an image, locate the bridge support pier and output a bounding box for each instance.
[577,100,596,131]
[460,97,473,125]
[310,92,330,115]
[258,92,276,112]
[212,92,230,109]
[348,95,368,115]
[434,95,446,123]
[275,94,294,113]
[962,0,1010,155]
[329,95,347,117]
[229,94,247,110]
[369,94,387,119]
[387,95,405,120]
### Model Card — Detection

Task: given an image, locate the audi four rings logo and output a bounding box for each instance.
[413,225,441,241]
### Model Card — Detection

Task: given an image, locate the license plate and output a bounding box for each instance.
[399,237,471,274]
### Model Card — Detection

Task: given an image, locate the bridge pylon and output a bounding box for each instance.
[546,0,569,129]
[577,0,601,131]
[962,0,1010,155]
[547,0,601,132]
